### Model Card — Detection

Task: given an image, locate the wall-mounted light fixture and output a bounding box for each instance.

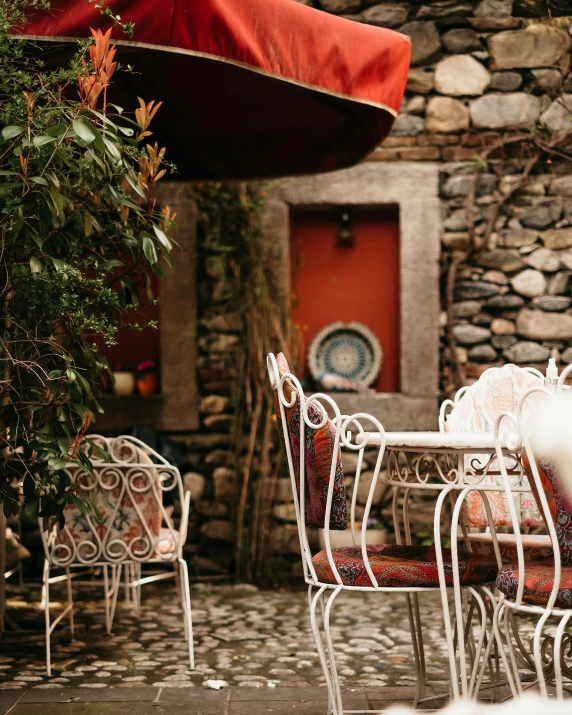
[337,207,354,248]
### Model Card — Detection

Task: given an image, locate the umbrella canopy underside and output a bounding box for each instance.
[13,0,411,179]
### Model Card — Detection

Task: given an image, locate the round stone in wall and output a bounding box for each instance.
[485,294,524,312]
[455,281,500,300]
[477,250,525,273]
[452,324,491,345]
[361,3,409,27]
[551,177,572,198]
[391,113,425,136]
[516,308,572,340]
[453,301,482,318]
[489,72,522,92]
[533,69,563,93]
[491,318,515,335]
[541,229,572,250]
[399,21,441,67]
[435,55,491,96]
[532,296,572,312]
[489,25,571,71]
[503,341,551,364]
[482,271,508,285]
[406,68,435,94]
[470,93,541,130]
[475,0,512,17]
[497,228,538,248]
[468,344,498,363]
[525,247,560,273]
[518,199,563,230]
[560,253,572,272]
[540,96,572,134]
[426,97,469,133]
[319,0,361,12]
[442,28,482,54]
[562,347,572,364]
[510,269,547,298]
[548,271,571,296]
[492,335,517,350]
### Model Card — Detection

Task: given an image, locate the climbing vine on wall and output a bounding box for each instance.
[191,182,289,583]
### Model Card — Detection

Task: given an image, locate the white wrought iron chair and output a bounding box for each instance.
[440,364,553,565]
[40,434,194,675]
[268,352,500,712]
[492,368,572,698]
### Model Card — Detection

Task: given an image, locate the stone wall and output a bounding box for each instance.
[293,1,572,394]
[178,249,239,576]
[183,3,572,576]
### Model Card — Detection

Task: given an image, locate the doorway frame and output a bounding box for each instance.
[261,161,442,431]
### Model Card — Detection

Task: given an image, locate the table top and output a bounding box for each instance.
[356,430,521,451]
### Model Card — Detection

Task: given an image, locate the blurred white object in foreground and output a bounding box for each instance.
[530,391,572,502]
[387,694,570,714]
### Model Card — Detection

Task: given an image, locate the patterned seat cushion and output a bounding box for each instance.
[274,353,347,530]
[496,560,572,608]
[55,439,163,565]
[312,544,498,588]
[461,533,553,564]
[156,527,179,557]
[523,452,572,566]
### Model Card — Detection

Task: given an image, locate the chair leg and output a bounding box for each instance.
[174,561,181,597]
[503,607,524,695]
[103,564,111,634]
[466,588,488,699]
[103,564,123,635]
[489,600,519,699]
[110,564,123,633]
[553,612,572,699]
[309,585,340,715]
[178,558,195,669]
[323,587,343,715]
[405,593,427,707]
[65,567,74,639]
[131,562,141,615]
[124,563,131,607]
[533,611,552,697]
[473,587,500,700]
[43,560,52,677]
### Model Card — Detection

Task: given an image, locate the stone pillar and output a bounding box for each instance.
[156,182,199,431]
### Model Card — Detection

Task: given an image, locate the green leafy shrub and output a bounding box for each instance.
[0,1,175,523]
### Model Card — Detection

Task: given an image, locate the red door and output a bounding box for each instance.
[290,207,400,393]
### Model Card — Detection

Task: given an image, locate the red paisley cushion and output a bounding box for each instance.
[496,560,572,608]
[312,544,498,588]
[273,353,347,530]
[523,452,572,567]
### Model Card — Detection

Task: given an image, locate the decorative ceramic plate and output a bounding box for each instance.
[308,322,382,387]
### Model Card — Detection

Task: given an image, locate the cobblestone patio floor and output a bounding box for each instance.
[0,578,537,712]
[0,580,453,692]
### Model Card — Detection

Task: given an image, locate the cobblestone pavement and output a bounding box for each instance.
[0,577,545,708]
[0,579,456,694]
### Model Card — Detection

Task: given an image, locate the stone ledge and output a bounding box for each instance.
[320,393,439,432]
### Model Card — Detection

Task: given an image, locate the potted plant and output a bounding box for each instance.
[136,360,159,395]
[113,365,136,396]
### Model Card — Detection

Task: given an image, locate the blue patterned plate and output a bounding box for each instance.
[308,321,382,387]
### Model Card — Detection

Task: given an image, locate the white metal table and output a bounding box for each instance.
[354,430,525,700]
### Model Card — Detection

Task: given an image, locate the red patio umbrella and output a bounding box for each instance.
[14,0,411,179]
